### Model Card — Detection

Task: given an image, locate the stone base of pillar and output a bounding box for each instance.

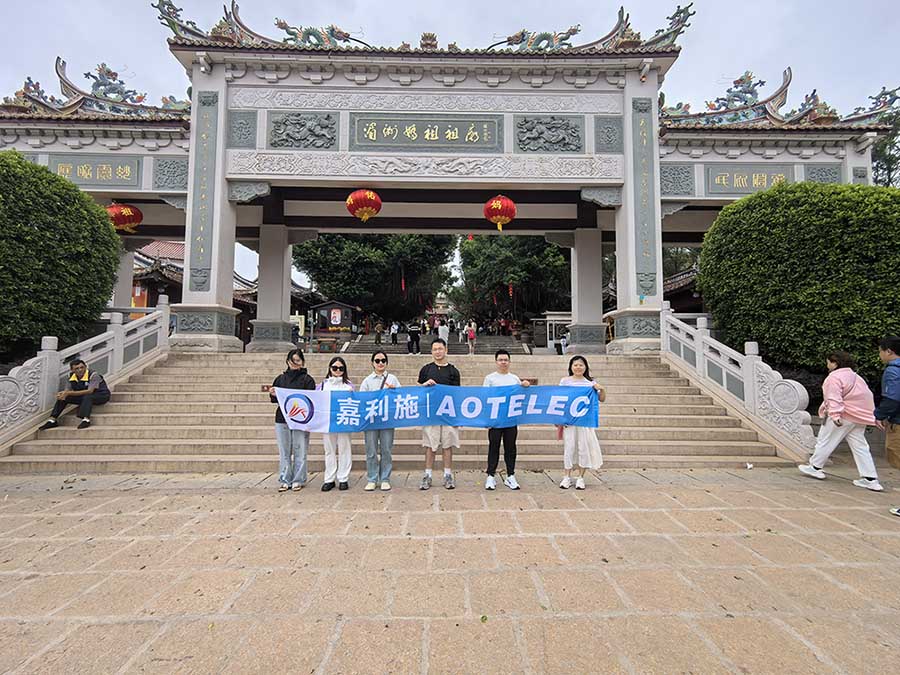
[170,304,243,353]
[247,320,296,353]
[605,307,662,354]
[567,324,607,354]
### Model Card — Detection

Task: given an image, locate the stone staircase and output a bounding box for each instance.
[0,353,792,474]
[348,332,522,356]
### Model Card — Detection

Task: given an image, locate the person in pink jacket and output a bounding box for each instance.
[799,351,883,491]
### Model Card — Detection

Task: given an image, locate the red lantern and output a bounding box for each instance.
[483,194,516,232]
[508,283,514,298]
[346,189,382,222]
[106,203,143,234]
[466,234,474,241]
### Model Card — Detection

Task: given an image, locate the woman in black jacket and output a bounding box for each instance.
[268,349,316,491]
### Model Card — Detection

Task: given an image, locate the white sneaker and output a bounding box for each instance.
[798,464,826,480]
[364,481,377,491]
[853,478,884,492]
[380,481,391,491]
[485,475,497,490]
[575,477,586,490]
[559,476,572,489]
[503,475,520,490]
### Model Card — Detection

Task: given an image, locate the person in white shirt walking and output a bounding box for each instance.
[438,319,450,344]
[482,349,531,490]
[359,351,400,491]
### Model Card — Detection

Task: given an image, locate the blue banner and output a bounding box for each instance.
[274,384,599,433]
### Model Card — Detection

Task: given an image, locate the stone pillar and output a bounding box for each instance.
[606,69,665,354]
[247,224,295,352]
[169,71,242,352]
[111,250,135,309]
[569,228,606,353]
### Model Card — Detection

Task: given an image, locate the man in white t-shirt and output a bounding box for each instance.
[482,349,530,490]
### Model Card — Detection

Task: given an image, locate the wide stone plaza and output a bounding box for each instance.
[1,457,898,673]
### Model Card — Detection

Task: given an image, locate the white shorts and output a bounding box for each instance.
[422,425,460,450]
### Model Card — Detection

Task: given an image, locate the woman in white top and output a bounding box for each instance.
[320,356,354,492]
[438,319,450,344]
[359,351,401,491]
[558,355,605,490]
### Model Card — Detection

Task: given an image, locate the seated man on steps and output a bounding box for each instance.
[39,359,110,430]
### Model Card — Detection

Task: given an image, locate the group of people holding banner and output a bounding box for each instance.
[267,338,605,493]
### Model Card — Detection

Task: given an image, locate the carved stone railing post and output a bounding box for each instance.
[37,336,61,412]
[742,342,761,414]
[157,294,171,352]
[695,316,710,379]
[108,313,125,373]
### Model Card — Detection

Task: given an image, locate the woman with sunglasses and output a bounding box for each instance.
[359,351,401,491]
[558,355,605,490]
[320,356,354,491]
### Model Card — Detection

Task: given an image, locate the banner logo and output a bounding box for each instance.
[283,393,315,424]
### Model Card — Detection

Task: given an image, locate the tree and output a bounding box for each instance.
[663,247,700,277]
[292,234,456,321]
[451,236,570,322]
[698,181,900,383]
[0,151,120,361]
[873,109,900,187]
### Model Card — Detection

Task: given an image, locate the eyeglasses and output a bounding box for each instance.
[373,358,387,364]
[330,365,345,372]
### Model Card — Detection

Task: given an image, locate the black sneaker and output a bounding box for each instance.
[338,481,349,491]
[321,481,336,492]
[77,420,91,430]
[39,420,58,431]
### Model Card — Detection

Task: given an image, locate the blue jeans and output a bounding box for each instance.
[364,429,394,483]
[275,423,309,485]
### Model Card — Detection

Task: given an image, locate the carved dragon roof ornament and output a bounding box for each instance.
[640,3,695,49]
[486,25,581,52]
[0,57,189,119]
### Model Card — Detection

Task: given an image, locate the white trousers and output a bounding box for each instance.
[323,432,353,483]
[810,419,878,479]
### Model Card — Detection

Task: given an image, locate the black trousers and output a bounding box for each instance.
[50,391,109,419]
[391,333,398,345]
[487,426,518,476]
[408,334,420,353]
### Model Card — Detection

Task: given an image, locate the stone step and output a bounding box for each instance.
[133,368,678,380]
[11,438,772,457]
[113,378,691,393]
[70,413,742,429]
[166,355,662,365]
[96,402,725,415]
[36,425,758,442]
[0,453,789,474]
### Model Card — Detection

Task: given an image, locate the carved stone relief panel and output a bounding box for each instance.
[514,115,584,153]
[227,110,258,149]
[660,164,695,196]
[267,111,337,150]
[594,115,623,154]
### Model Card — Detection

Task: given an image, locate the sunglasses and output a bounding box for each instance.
[373,358,387,364]
[330,365,345,372]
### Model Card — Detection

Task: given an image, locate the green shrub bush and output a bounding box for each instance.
[0,151,120,358]
[699,181,900,383]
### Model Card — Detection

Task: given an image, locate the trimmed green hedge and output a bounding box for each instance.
[0,151,120,357]
[699,181,900,382]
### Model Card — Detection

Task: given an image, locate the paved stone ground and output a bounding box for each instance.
[0,458,898,673]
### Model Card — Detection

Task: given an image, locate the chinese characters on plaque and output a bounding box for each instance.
[705,165,794,195]
[348,113,504,153]
[48,155,142,188]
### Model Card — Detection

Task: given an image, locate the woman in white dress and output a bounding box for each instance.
[320,356,354,492]
[558,355,605,490]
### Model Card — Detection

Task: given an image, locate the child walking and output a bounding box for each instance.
[558,355,605,490]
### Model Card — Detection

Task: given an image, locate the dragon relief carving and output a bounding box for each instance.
[269,113,337,149]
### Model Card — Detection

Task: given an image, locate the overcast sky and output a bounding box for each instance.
[2,0,897,281]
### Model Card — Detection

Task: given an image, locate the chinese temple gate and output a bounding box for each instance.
[1,1,895,353]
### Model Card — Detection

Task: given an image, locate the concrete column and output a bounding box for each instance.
[569,228,606,353]
[247,224,295,352]
[170,66,242,352]
[111,250,134,309]
[606,68,665,354]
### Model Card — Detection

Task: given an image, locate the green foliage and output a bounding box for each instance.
[873,109,900,187]
[663,247,700,277]
[699,181,900,382]
[0,151,120,358]
[292,234,456,321]
[451,236,570,321]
